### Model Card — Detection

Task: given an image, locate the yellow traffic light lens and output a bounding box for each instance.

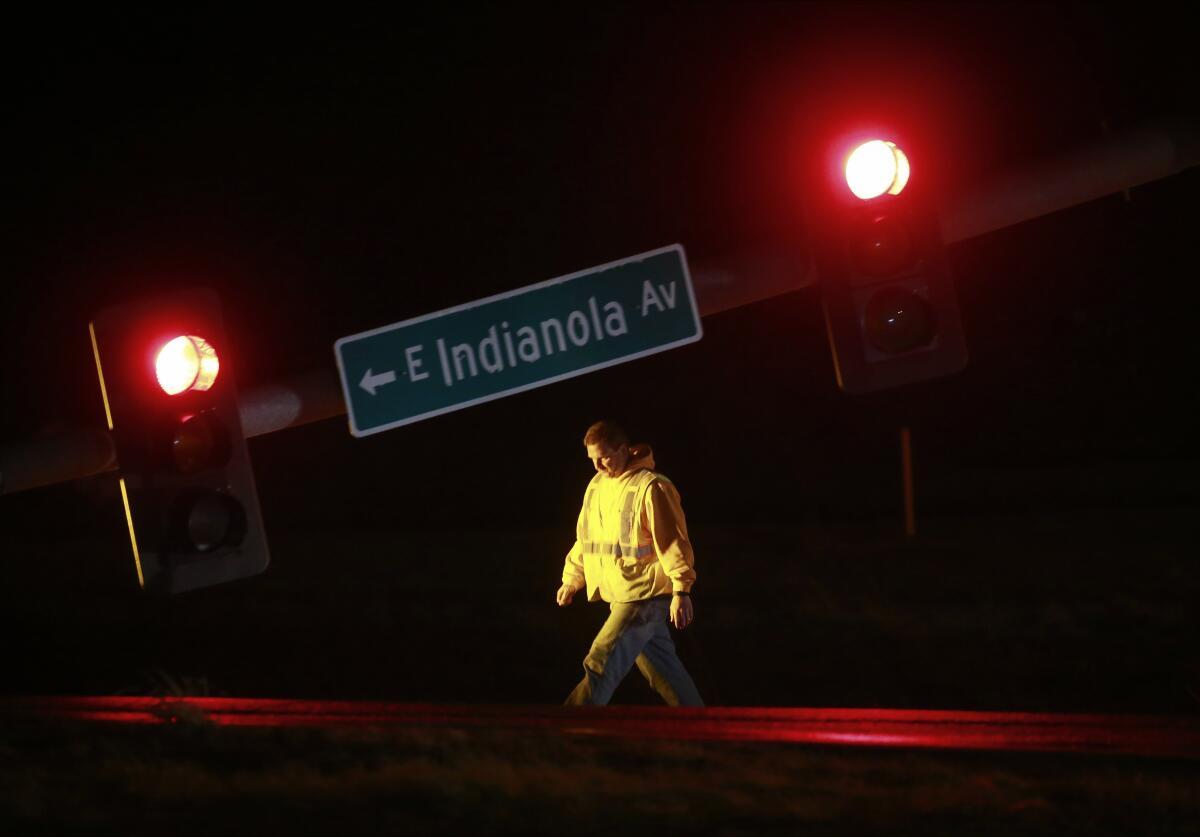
[845,140,911,200]
[852,214,914,276]
[156,335,219,395]
[171,412,231,474]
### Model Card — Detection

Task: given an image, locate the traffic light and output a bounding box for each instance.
[809,135,967,393]
[88,288,269,593]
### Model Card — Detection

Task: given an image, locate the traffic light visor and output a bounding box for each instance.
[845,140,910,200]
[156,335,219,395]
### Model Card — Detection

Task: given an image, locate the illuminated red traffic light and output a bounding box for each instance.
[844,139,910,200]
[156,335,219,395]
[807,130,967,392]
[89,288,269,593]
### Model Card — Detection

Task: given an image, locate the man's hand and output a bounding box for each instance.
[556,583,579,607]
[670,594,693,629]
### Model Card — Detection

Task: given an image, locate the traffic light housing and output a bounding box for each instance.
[809,136,968,393]
[89,288,269,593]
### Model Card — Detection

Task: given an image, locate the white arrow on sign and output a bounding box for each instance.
[359,368,397,396]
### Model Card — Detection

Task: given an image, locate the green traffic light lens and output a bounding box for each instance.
[864,287,937,354]
[187,492,234,552]
[171,489,248,553]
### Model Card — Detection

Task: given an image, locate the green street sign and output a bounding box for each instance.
[334,244,702,437]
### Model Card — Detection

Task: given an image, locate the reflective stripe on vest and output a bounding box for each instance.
[579,541,656,559]
[579,488,595,541]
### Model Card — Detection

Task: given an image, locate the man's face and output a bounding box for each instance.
[586,441,629,478]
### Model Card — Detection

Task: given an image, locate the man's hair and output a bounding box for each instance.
[583,420,628,448]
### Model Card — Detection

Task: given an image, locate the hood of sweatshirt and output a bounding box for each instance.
[624,443,655,473]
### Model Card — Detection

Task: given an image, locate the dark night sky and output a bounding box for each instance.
[3,3,1198,533]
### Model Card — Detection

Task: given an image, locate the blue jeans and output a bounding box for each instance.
[564,597,704,706]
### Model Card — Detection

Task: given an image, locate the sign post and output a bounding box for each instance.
[334,245,702,438]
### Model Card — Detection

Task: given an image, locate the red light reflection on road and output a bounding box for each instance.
[4,697,1198,760]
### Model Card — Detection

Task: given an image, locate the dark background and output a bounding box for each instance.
[1,4,1197,709]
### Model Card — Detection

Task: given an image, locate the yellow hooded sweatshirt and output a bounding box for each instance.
[562,444,696,603]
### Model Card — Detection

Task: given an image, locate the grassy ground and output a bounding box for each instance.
[2,715,1198,836]
[1,501,1197,833]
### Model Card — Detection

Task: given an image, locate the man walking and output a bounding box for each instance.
[557,420,703,706]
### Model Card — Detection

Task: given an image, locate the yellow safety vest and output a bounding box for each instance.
[575,468,674,602]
